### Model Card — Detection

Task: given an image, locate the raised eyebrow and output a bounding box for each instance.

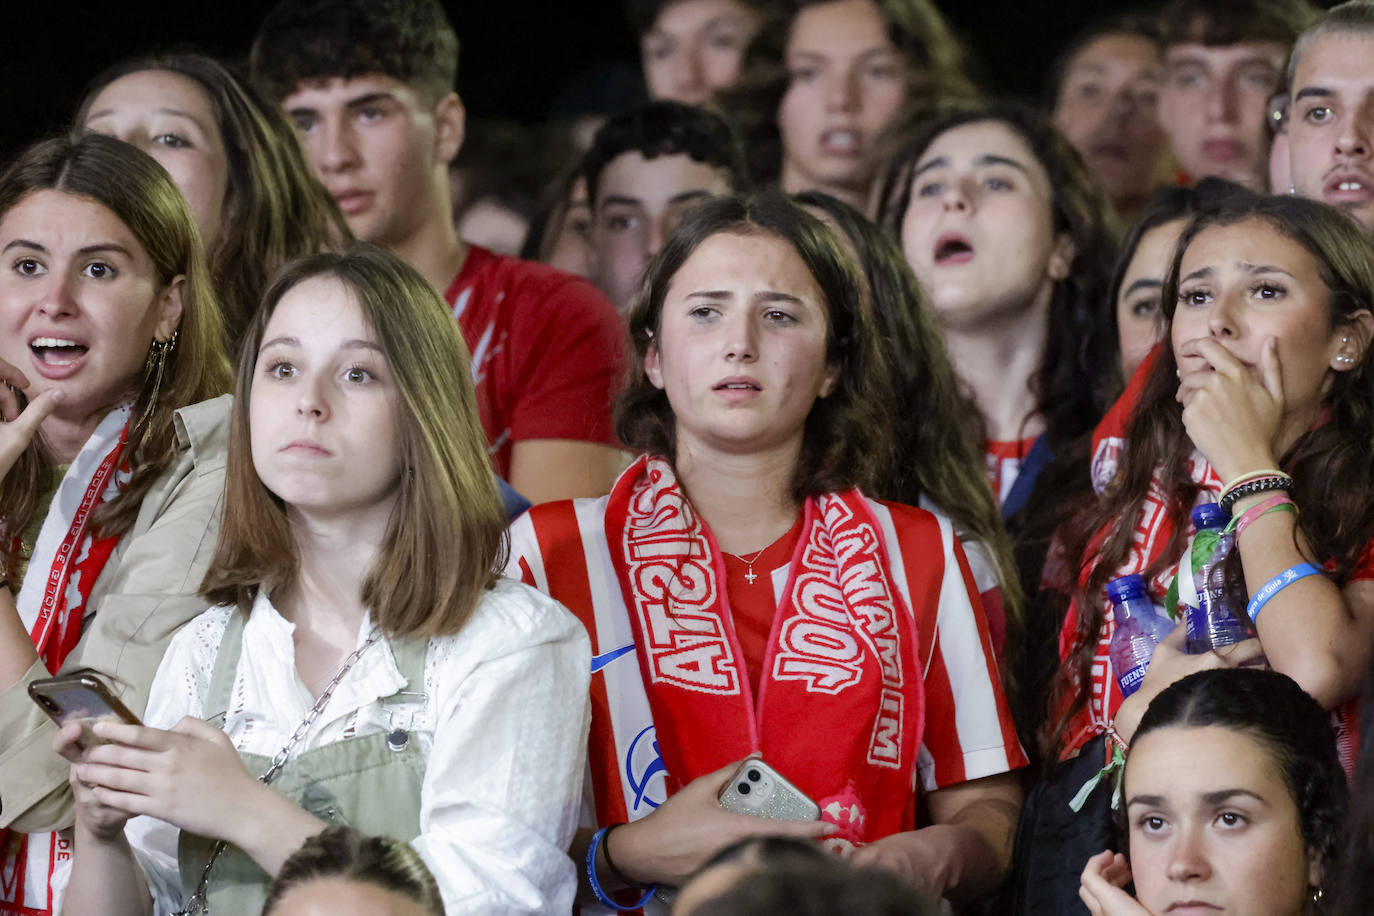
[1127,793,1168,809]
[76,244,134,258]
[3,239,47,254]
[1239,262,1294,278]
[259,335,301,350]
[912,155,950,179]
[1294,86,1335,101]
[1123,278,1163,297]
[975,154,1032,175]
[686,290,732,300]
[1182,266,1214,283]
[345,92,396,110]
[757,291,805,306]
[600,195,645,209]
[340,339,385,353]
[1202,788,1268,806]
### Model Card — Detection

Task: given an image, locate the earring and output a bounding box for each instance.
[137,330,178,433]
[1288,184,1298,196]
[1336,335,1356,366]
[1311,885,1324,904]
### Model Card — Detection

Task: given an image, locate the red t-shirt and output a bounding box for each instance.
[722,513,807,698]
[444,245,626,478]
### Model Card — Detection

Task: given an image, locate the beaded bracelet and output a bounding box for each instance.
[1221,468,1290,495]
[1219,476,1293,514]
[586,826,657,911]
[1231,493,1296,540]
[1246,562,1324,622]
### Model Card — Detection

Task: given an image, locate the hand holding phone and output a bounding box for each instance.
[717,758,821,822]
[29,671,142,749]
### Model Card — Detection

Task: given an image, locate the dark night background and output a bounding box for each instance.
[2,0,1138,163]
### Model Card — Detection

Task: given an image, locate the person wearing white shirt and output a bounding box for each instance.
[56,244,591,915]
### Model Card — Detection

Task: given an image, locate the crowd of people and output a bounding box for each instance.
[3,0,1374,913]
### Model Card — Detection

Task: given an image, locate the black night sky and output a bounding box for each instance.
[2,0,1153,163]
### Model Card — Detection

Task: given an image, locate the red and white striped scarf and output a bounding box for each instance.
[2,405,131,916]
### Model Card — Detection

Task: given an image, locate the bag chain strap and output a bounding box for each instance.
[175,630,382,916]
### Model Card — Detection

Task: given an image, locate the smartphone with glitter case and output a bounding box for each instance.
[717,758,820,821]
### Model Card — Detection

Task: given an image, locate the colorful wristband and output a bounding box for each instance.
[1232,493,1295,540]
[1221,468,1290,495]
[1220,476,1294,514]
[586,826,658,911]
[1246,562,1324,622]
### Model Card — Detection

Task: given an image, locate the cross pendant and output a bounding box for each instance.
[744,568,757,585]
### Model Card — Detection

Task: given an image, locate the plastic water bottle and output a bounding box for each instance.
[1108,574,1173,697]
[1184,504,1256,653]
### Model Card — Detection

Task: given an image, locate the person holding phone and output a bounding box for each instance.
[59,245,590,914]
[506,191,1025,911]
[0,133,232,916]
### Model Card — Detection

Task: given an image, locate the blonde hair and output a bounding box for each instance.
[201,244,507,638]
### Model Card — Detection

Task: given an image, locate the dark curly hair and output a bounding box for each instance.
[1126,668,1347,899]
[250,0,458,105]
[616,190,891,498]
[582,100,749,204]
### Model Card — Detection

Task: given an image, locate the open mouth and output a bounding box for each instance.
[933,234,975,265]
[30,337,89,366]
[714,381,760,391]
[1325,174,1373,201]
[819,129,861,157]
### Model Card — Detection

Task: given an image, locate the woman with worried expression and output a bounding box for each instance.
[59,246,591,914]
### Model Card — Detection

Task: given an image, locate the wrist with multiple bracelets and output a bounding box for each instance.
[1216,468,1329,622]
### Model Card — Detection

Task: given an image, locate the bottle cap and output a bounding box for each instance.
[1106,573,1148,604]
[1191,502,1229,531]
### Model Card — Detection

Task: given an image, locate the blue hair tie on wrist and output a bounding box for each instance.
[586,825,658,911]
[1247,562,1323,622]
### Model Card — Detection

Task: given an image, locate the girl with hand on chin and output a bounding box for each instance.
[58,246,591,915]
[0,134,231,916]
[1078,669,1346,916]
[1053,191,1374,775]
[507,191,1025,912]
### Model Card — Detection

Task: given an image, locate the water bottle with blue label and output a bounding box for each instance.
[1107,574,1173,697]
[1184,503,1256,654]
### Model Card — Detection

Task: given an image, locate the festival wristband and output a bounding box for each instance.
[1232,494,1296,540]
[586,826,657,911]
[1246,562,1324,622]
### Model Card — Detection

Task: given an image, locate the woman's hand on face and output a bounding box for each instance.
[612,758,837,887]
[68,716,259,842]
[0,358,63,481]
[55,722,135,843]
[1079,851,1152,916]
[1175,337,1284,482]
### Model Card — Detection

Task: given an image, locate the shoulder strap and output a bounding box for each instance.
[205,608,247,718]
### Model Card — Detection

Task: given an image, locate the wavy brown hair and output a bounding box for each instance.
[1050,192,1374,758]
[0,134,231,573]
[616,190,891,498]
[200,244,506,638]
[75,54,351,350]
[717,0,978,190]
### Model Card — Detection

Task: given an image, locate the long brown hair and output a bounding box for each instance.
[1051,192,1374,757]
[717,0,978,189]
[75,54,351,349]
[616,190,892,498]
[0,134,231,572]
[201,245,507,638]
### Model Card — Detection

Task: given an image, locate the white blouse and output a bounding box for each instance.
[123,577,591,915]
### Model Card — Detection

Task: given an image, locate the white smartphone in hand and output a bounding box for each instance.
[717,758,821,821]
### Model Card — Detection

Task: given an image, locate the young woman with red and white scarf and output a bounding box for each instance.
[1051,190,1374,774]
[507,191,1026,911]
[0,134,232,916]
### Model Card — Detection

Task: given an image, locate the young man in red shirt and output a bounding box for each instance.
[251,0,626,505]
